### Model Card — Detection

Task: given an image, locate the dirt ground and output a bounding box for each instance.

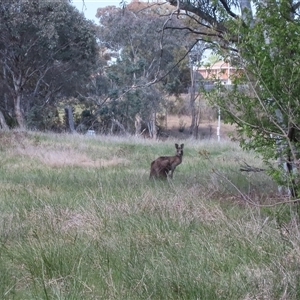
[160,114,236,140]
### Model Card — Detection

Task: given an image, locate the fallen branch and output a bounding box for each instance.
[240,162,265,172]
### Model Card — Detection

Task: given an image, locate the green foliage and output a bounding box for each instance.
[26,105,62,131]
[85,4,192,134]
[0,0,98,129]
[204,54,222,66]
[206,1,300,191]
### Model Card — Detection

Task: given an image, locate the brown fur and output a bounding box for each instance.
[149,143,184,179]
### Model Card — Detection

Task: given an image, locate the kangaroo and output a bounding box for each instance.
[149,143,184,179]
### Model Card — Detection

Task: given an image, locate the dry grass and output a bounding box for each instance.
[162,114,236,139]
[16,145,129,168]
[1,131,300,299]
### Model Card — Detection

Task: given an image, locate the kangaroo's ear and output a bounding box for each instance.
[181,144,184,148]
[175,143,179,148]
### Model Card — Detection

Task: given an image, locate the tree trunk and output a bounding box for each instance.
[239,0,253,20]
[189,88,197,137]
[65,106,75,133]
[111,118,128,135]
[149,111,157,139]
[189,64,195,134]
[14,93,25,129]
[135,113,142,136]
[0,110,9,130]
[12,71,26,129]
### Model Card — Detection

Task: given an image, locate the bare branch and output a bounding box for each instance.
[240,162,265,172]
[292,1,300,11]
[219,0,239,19]
[167,0,227,32]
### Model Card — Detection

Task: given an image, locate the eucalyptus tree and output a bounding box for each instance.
[0,0,98,129]
[94,3,191,136]
[162,0,300,197]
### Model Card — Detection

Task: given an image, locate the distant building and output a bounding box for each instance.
[197,61,241,86]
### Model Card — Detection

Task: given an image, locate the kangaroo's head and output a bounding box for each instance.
[175,143,184,157]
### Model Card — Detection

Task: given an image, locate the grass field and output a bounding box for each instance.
[0,131,299,299]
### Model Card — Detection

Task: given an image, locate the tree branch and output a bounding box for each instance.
[219,0,238,19]
[240,162,265,172]
[167,0,227,32]
[292,1,300,12]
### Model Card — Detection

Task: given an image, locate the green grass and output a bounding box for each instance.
[0,131,299,299]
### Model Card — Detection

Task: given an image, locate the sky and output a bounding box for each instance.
[72,0,121,22]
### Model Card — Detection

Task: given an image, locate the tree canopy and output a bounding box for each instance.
[0,0,98,129]
[81,2,194,136]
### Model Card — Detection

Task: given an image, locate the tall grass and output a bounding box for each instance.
[0,131,299,299]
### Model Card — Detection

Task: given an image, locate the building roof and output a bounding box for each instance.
[198,60,232,71]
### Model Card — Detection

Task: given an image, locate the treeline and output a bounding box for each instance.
[0,0,195,135]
